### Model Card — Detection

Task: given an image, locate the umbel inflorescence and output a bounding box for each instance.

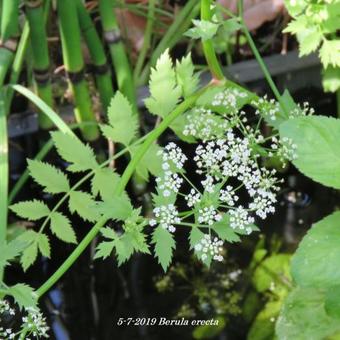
[0,300,49,339]
[149,87,300,265]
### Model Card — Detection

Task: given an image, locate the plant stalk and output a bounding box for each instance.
[200,0,224,80]
[57,0,99,141]
[25,0,54,129]
[99,0,137,113]
[0,91,8,280]
[75,0,114,111]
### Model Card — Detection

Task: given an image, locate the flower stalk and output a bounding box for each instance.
[200,0,225,81]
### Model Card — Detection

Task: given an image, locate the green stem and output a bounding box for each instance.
[57,0,99,141]
[5,0,51,114]
[99,0,137,113]
[139,0,198,85]
[36,85,209,298]
[25,0,54,129]
[238,0,288,114]
[0,91,7,280]
[200,0,224,80]
[337,88,340,118]
[133,0,156,83]
[75,0,114,111]
[0,0,20,88]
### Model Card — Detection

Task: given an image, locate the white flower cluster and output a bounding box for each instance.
[0,300,49,339]
[185,189,201,207]
[156,171,183,197]
[194,234,224,262]
[220,186,239,206]
[158,142,187,170]
[0,300,15,340]
[229,207,255,234]
[22,307,49,339]
[150,204,180,233]
[212,88,248,115]
[289,101,315,118]
[183,107,229,141]
[270,136,298,163]
[252,95,280,121]
[197,205,222,226]
[193,131,280,230]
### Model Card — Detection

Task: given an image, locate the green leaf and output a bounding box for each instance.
[319,39,340,68]
[176,53,199,98]
[192,316,225,339]
[114,236,135,266]
[21,241,38,271]
[152,226,175,272]
[212,215,241,243]
[37,233,50,258]
[144,49,181,118]
[50,212,77,244]
[252,254,291,294]
[184,19,219,41]
[280,116,340,189]
[91,168,120,200]
[131,143,163,181]
[325,285,340,319]
[0,239,27,269]
[222,18,241,34]
[28,159,69,193]
[51,131,98,172]
[10,200,50,221]
[291,211,340,289]
[297,28,322,56]
[276,287,340,340]
[7,284,37,309]
[100,91,138,146]
[189,227,205,250]
[248,301,281,340]
[69,190,99,222]
[101,226,117,240]
[94,241,115,260]
[322,66,340,93]
[283,16,308,34]
[95,194,133,221]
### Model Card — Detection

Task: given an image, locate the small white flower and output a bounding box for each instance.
[194,234,224,262]
[229,206,255,231]
[152,204,180,233]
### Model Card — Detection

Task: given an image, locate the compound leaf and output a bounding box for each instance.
[51,131,98,172]
[10,200,50,221]
[28,159,69,193]
[145,49,181,118]
[152,226,175,272]
[50,211,77,244]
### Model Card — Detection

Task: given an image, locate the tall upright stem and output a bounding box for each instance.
[25,0,54,129]
[99,0,137,114]
[0,0,20,87]
[237,0,288,114]
[0,91,8,280]
[200,0,224,81]
[75,0,114,111]
[57,0,99,141]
